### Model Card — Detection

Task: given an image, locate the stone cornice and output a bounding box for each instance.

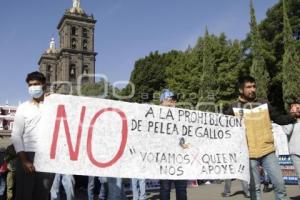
[58,48,97,57]
[38,53,59,65]
[57,12,97,30]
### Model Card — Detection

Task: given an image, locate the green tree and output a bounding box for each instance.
[166,32,244,109]
[198,28,219,111]
[249,0,270,99]
[282,0,300,107]
[124,0,300,109]
[80,79,117,99]
[217,39,244,106]
[251,0,300,110]
[166,48,201,106]
[126,50,181,103]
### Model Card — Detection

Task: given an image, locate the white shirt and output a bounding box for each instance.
[283,119,300,156]
[11,101,43,153]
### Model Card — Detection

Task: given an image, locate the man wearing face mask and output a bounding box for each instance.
[225,76,297,200]
[11,71,54,200]
[159,89,188,200]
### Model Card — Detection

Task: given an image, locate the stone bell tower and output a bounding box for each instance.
[39,0,97,93]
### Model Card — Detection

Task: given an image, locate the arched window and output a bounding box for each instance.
[71,27,77,36]
[71,38,77,49]
[70,64,76,82]
[82,28,88,38]
[83,40,88,51]
[82,65,89,74]
[82,65,89,82]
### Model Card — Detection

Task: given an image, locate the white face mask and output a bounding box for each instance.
[28,85,44,99]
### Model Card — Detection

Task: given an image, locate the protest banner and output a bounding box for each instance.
[34,94,249,182]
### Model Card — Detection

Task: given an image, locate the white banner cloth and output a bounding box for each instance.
[34,94,249,182]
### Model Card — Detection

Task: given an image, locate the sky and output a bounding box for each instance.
[0,0,278,106]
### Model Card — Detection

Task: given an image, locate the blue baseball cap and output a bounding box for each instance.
[160,89,177,102]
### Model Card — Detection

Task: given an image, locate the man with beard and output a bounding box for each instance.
[225,76,296,200]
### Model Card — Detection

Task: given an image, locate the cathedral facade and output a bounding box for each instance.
[38,0,97,93]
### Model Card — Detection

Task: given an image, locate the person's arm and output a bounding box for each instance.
[223,103,234,116]
[11,110,25,153]
[268,103,296,125]
[11,108,35,173]
[18,152,35,173]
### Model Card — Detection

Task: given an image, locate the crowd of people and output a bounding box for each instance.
[0,71,299,200]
